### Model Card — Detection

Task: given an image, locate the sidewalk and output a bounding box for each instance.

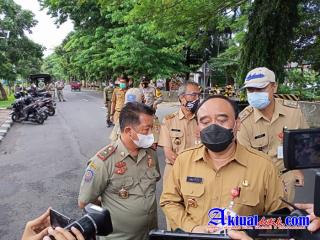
[0,108,13,143]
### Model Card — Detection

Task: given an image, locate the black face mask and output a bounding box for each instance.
[200,124,234,152]
[185,99,200,113]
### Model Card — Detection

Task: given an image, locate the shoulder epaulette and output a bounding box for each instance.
[281,99,299,108]
[239,106,253,122]
[179,144,203,155]
[165,112,178,121]
[97,144,117,161]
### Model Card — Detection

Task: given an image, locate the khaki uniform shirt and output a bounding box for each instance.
[158,109,200,164]
[79,139,160,240]
[111,88,127,122]
[237,99,309,170]
[160,143,285,232]
[103,86,114,105]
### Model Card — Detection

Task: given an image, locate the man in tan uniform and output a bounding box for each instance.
[103,80,115,127]
[158,82,201,181]
[78,102,160,240]
[109,76,130,142]
[141,77,163,110]
[160,95,285,233]
[110,75,129,123]
[237,67,308,202]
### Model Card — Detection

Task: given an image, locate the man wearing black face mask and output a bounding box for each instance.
[140,76,163,110]
[160,95,286,233]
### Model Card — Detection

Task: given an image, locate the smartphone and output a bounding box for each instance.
[50,209,73,228]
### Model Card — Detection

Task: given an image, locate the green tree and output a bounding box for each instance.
[240,0,299,83]
[0,0,43,100]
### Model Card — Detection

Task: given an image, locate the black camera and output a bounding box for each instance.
[49,204,113,240]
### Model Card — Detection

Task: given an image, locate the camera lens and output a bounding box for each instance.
[65,215,97,239]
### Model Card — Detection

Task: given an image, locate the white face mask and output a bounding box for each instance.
[132,133,154,148]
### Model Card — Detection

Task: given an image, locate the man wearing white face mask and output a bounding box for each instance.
[78,102,160,240]
[237,67,309,202]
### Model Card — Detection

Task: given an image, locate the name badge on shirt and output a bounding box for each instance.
[277,145,284,159]
[254,133,266,139]
[187,176,203,183]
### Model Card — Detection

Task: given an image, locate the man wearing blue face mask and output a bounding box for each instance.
[79,102,160,240]
[237,67,309,202]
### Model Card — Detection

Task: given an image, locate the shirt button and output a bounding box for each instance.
[216,173,221,177]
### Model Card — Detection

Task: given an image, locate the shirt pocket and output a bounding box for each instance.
[234,189,261,215]
[181,183,205,216]
[251,135,269,153]
[169,130,185,152]
[107,176,134,194]
[140,168,160,194]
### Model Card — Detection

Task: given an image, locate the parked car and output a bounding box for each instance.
[71,81,81,91]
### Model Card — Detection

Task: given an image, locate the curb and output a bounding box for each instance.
[0,117,13,144]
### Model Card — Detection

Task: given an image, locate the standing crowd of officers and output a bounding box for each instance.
[22,67,320,240]
[76,67,319,240]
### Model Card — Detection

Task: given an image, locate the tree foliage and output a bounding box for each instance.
[41,0,319,89]
[0,0,44,100]
[240,0,300,83]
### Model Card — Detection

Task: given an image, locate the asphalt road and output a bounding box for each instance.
[0,86,317,239]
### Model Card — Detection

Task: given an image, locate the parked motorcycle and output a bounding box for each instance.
[11,99,45,124]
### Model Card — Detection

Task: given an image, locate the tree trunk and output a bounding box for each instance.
[0,82,8,100]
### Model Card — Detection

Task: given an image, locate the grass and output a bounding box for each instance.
[0,94,15,109]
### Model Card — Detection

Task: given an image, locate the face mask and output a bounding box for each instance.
[119,83,126,89]
[247,92,270,110]
[185,99,200,113]
[132,132,154,148]
[200,124,234,152]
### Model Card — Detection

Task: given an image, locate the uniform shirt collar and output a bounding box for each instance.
[253,99,286,123]
[178,108,195,120]
[194,143,248,167]
[116,138,147,163]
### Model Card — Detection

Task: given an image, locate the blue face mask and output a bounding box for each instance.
[247,92,270,110]
[119,83,126,89]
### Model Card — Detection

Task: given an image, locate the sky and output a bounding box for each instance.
[14,0,74,57]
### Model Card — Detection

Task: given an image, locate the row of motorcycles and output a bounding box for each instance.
[11,89,56,124]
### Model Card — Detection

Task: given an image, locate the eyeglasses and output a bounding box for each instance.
[183,92,201,97]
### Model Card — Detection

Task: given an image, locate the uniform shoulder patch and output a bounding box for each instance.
[164,112,178,121]
[180,144,203,155]
[281,99,299,108]
[239,106,253,122]
[97,145,118,161]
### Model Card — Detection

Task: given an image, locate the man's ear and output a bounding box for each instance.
[235,118,241,132]
[124,126,132,135]
[273,83,278,93]
[179,95,185,105]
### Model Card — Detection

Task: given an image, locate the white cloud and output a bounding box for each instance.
[14,0,74,57]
